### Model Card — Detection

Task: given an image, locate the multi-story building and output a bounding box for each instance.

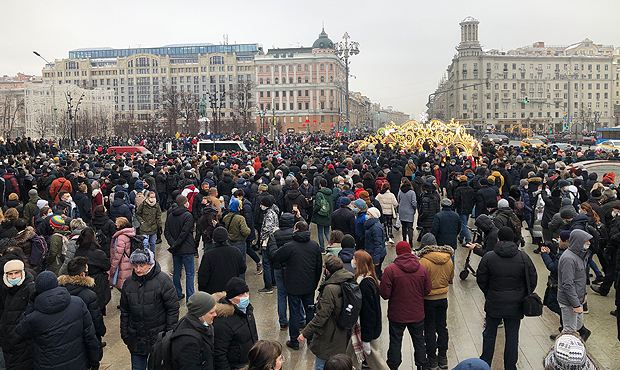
[613,48,620,127]
[41,43,261,132]
[428,17,618,134]
[349,91,373,130]
[254,28,347,133]
[374,106,410,128]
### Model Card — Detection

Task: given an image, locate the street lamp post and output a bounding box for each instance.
[33,51,57,138]
[335,32,359,134]
[207,89,226,136]
[65,92,84,143]
[256,108,266,136]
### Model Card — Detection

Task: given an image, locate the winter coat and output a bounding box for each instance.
[358,275,382,342]
[557,229,591,308]
[283,189,309,219]
[475,186,498,218]
[164,206,196,255]
[74,245,111,314]
[74,192,92,224]
[15,286,102,370]
[213,293,258,370]
[58,274,106,339]
[272,230,323,295]
[364,218,386,264]
[23,194,40,226]
[302,269,354,360]
[136,200,162,235]
[0,271,35,370]
[92,214,116,252]
[417,191,440,230]
[109,196,132,222]
[453,183,475,215]
[328,204,354,235]
[260,205,279,244]
[109,227,136,290]
[171,314,215,370]
[58,234,82,275]
[267,213,295,269]
[0,220,17,240]
[222,212,251,242]
[473,215,499,256]
[376,190,399,216]
[49,177,73,203]
[380,253,431,323]
[46,232,67,275]
[476,240,537,319]
[397,189,417,222]
[198,243,246,294]
[120,263,180,355]
[418,246,454,300]
[431,206,462,249]
[311,187,333,226]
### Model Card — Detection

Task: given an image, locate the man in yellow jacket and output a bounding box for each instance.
[417,233,454,370]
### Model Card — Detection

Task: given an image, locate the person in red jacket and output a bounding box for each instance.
[379,240,431,370]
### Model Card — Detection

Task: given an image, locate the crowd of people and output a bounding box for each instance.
[0,131,617,370]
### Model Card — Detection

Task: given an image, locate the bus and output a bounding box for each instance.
[595,127,620,144]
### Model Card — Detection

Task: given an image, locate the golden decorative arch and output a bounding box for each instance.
[350,119,481,156]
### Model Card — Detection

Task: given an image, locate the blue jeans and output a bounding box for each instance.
[274,269,288,326]
[262,250,274,289]
[288,293,315,344]
[146,234,157,255]
[172,253,195,301]
[316,224,330,251]
[232,241,247,280]
[459,213,471,243]
[315,357,327,370]
[131,353,148,370]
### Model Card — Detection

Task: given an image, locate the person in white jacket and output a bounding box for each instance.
[375,183,399,244]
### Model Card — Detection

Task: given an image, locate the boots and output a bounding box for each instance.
[438,353,448,369]
[578,326,591,342]
[427,356,438,370]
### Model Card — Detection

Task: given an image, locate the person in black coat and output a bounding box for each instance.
[74,184,92,225]
[15,271,102,370]
[198,227,246,294]
[164,195,196,301]
[476,227,537,370]
[213,278,258,370]
[271,222,323,349]
[474,178,499,218]
[109,192,133,222]
[91,205,116,257]
[453,176,475,243]
[331,197,356,236]
[469,214,499,257]
[58,256,106,343]
[120,249,179,368]
[283,182,309,220]
[431,199,462,249]
[0,259,35,370]
[417,182,441,238]
[267,212,297,328]
[170,292,217,370]
[74,228,111,315]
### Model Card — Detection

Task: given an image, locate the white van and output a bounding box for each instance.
[196,140,248,153]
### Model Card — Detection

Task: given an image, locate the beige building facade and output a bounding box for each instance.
[429,17,618,134]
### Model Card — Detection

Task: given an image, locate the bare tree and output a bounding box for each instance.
[159,86,182,135]
[1,91,24,138]
[229,80,255,133]
[180,91,199,135]
[34,113,52,139]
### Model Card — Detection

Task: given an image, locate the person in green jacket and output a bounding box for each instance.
[223,197,251,265]
[23,189,41,226]
[311,178,333,252]
[299,255,353,369]
[47,215,70,275]
[136,191,162,254]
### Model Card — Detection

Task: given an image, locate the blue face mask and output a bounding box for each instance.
[237,296,250,312]
[8,277,21,286]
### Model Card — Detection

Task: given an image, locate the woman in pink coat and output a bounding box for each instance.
[109,216,136,290]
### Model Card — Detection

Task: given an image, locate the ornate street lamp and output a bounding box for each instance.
[335,32,359,133]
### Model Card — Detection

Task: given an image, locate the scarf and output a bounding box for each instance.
[145,198,157,207]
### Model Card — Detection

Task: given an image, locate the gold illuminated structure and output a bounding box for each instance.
[351,119,481,156]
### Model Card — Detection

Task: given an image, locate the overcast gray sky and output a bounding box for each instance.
[2,0,618,117]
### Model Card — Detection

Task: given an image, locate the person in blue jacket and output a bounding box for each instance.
[364,207,386,279]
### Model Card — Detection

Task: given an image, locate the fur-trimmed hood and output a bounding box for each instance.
[12,226,37,245]
[213,291,236,317]
[57,274,95,288]
[416,245,454,265]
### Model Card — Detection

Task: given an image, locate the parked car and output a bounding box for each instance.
[532,135,549,144]
[596,140,620,152]
[549,143,574,151]
[482,134,509,145]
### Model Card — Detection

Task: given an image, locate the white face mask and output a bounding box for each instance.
[351,259,357,269]
[584,241,591,250]
[613,211,620,218]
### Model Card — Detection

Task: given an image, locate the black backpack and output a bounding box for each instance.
[335,279,362,330]
[95,228,110,250]
[130,235,147,254]
[147,328,200,370]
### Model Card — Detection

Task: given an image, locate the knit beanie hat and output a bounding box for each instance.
[452,358,491,370]
[129,248,155,265]
[339,197,351,207]
[561,197,573,206]
[35,270,58,294]
[560,208,577,220]
[497,226,514,242]
[260,196,273,208]
[49,215,66,230]
[367,207,381,219]
[225,277,249,299]
[420,233,437,247]
[28,189,38,198]
[559,230,571,241]
[395,241,412,255]
[497,199,509,208]
[212,226,229,244]
[353,199,367,212]
[546,334,587,369]
[341,234,356,250]
[37,199,48,209]
[187,292,216,318]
